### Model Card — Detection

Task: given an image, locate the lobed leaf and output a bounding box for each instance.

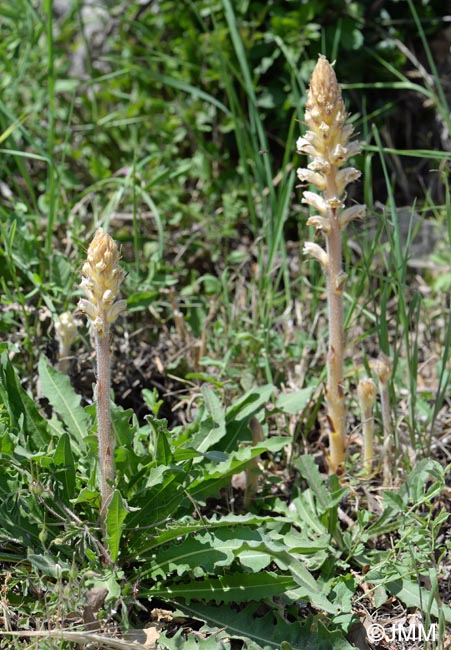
[144,572,297,604]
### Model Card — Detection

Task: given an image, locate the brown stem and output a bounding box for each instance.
[95,323,115,521]
[325,208,346,474]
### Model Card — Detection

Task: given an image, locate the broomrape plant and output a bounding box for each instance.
[297,56,365,474]
[78,228,126,521]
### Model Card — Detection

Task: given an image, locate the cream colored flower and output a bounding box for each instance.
[78,228,126,337]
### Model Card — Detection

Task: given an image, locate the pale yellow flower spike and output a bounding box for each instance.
[78,228,126,338]
[298,56,365,475]
[78,228,126,525]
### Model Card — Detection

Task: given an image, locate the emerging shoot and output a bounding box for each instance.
[357,377,377,477]
[55,311,78,374]
[371,356,393,485]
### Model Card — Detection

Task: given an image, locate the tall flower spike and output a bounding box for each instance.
[78,228,126,526]
[298,56,365,475]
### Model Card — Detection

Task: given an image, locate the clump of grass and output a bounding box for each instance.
[297,56,365,474]
[78,228,126,522]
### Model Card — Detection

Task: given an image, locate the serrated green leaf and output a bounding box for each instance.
[281,530,331,554]
[158,627,231,649]
[106,490,128,562]
[38,356,88,452]
[145,526,337,615]
[149,534,235,580]
[53,432,75,500]
[130,513,285,558]
[146,572,297,603]
[173,602,344,650]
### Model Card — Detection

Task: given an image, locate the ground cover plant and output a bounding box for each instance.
[0,0,450,648]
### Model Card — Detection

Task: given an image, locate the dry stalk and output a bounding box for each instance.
[297,56,365,474]
[78,228,126,520]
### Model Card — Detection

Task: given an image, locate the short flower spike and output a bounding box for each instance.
[78,228,126,338]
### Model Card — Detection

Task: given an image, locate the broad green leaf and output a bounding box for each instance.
[145,572,297,603]
[0,353,49,449]
[191,386,227,453]
[385,577,451,622]
[28,554,70,578]
[38,356,88,452]
[216,385,274,454]
[295,456,330,511]
[145,414,174,464]
[275,388,313,415]
[127,466,187,528]
[111,405,136,448]
[238,550,271,571]
[106,490,128,563]
[53,432,75,500]
[401,459,445,504]
[188,437,287,499]
[72,487,99,506]
[281,530,331,555]
[226,385,274,423]
[288,492,329,536]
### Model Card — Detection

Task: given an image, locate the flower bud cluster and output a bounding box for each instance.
[55,311,78,352]
[78,228,126,337]
[297,55,365,240]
